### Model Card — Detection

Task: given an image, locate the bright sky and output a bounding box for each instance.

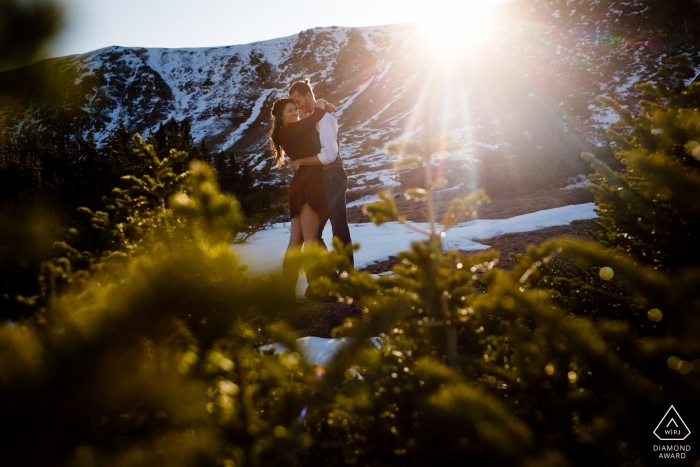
[51,0,508,57]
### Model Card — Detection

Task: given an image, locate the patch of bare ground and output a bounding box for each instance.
[347,186,594,224]
[276,300,360,338]
[360,219,600,274]
[470,219,600,270]
[346,186,383,204]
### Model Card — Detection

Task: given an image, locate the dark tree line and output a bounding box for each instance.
[0,117,282,216]
[0,118,283,321]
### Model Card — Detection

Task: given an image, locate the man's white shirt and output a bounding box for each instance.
[316,112,339,165]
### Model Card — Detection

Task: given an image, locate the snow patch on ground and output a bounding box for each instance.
[346,194,383,208]
[259,336,382,367]
[434,183,464,193]
[560,174,590,190]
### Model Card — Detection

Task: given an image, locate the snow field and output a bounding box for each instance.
[233,202,598,275]
[234,202,599,299]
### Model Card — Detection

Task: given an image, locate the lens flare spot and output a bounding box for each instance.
[691,359,700,373]
[693,145,700,160]
[501,295,515,309]
[599,267,614,281]
[667,356,682,370]
[647,308,663,322]
[685,140,700,160]
[218,380,240,396]
[678,361,692,375]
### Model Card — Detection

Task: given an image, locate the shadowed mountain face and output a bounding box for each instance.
[1,0,698,192]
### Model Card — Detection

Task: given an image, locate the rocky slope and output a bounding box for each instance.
[1,0,698,192]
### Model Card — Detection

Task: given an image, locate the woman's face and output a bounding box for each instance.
[281,102,299,125]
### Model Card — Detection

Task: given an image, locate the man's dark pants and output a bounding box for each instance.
[317,163,354,268]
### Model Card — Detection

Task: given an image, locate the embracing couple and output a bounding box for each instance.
[269,79,353,301]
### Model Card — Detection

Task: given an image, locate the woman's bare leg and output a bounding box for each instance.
[282,206,320,301]
[281,216,304,301]
[299,204,321,288]
[288,216,303,250]
[299,203,320,246]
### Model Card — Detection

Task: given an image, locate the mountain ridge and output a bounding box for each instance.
[2,0,699,192]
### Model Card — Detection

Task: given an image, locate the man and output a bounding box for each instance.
[288,79,354,267]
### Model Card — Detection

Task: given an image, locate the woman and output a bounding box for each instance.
[269,97,334,299]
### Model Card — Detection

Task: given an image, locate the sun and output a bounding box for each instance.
[420,1,495,55]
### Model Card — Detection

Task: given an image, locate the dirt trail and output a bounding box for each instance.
[347,186,594,224]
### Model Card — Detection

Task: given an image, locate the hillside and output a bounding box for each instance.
[1,0,699,193]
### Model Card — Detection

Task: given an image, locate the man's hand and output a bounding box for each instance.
[316,98,336,113]
[289,159,301,172]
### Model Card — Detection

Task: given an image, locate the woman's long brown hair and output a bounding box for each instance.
[269,98,294,167]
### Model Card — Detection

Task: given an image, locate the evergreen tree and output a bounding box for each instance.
[33,134,194,303]
[299,60,700,465]
[524,54,700,331]
[216,149,285,242]
[104,119,141,184]
[588,55,700,272]
[146,117,205,174]
[0,151,315,466]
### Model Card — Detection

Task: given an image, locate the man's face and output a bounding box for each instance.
[290,90,313,114]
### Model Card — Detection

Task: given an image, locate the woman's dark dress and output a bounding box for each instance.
[278,107,328,219]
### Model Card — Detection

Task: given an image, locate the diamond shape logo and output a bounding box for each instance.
[654,406,691,441]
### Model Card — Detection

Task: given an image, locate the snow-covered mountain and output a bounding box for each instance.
[1,0,698,191]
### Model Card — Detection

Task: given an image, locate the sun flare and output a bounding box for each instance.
[420,1,495,55]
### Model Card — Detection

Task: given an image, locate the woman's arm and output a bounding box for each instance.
[282,106,326,145]
[290,113,338,170]
[285,105,326,138]
[305,104,326,125]
[279,104,327,156]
